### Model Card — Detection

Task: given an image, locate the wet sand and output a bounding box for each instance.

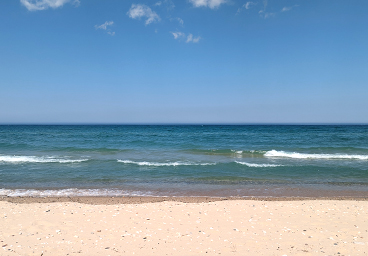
[1,197,367,255]
[1,195,368,205]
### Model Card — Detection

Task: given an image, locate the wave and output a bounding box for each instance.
[0,155,88,163]
[0,188,150,197]
[117,160,216,166]
[235,161,282,167]
[182,149,266,157]
[265,150,368,160]
[118,160,281,167]
[231,150,244,154]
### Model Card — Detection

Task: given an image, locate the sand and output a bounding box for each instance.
[1,197,367,255]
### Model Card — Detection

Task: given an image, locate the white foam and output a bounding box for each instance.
[0,188,150,197]
[231,150,243,154]
[231,150,243,158]
[117,160,216,166]
[235,161,282,167]
[265,150,368,160]
[0,155,88,163]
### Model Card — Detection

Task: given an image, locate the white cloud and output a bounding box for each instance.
[259,10,275,18]
[237,1,256,14]
[177,17,184,25]
[127,4,161,25]
[171,32,200,43]
[263,12,275,18]
[95,21,114,30]
[186,34,201,43]
[171,32,185,39]
[169,17,184,25]
[20,0,79,11]
[95,21,115,36]
[189,0,227,9]
[258,0,275,18]
[186,34,193,42]
[155,0,175,9]
[245,1,255,9]
[281,5,299,12]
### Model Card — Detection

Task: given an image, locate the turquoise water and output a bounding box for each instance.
[0,125,368,197]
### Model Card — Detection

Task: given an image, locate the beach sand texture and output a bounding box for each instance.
[1,199,367,255]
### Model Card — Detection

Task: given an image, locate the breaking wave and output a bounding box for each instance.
[0,188,150,197]
[0,155,88,163]
[265,150,368,160]
[235,161,282,167]
[117,160,216,166]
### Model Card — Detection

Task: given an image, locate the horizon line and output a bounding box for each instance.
[0,123,368,126]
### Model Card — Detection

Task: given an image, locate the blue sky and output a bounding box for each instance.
[0,0,367,124]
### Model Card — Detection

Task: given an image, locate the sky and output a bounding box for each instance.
[0,0,367,124]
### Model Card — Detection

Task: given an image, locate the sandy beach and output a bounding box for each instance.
[0,197,367,255]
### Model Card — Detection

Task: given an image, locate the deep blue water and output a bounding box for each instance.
[0,125,368,197]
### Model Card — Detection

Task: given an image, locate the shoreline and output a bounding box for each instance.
[2,195,368,205]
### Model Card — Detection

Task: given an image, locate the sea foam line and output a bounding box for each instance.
[117,160,216,166]
[0,155,88,163]
[0,188,150,197]
[235,161,282,167]
[265,150,368,160]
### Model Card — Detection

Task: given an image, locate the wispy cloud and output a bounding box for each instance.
[95,21,115,36]
[237,1,256,14]
[95,21,113,30]
[171,31,185,39]
[186,34,201,43]
[245,1,256,10]
[264,12,275,18]
[258,0,275,18]
[189,0,227,9]
[127,4,161,25]
[155,0,175,9]
[20,0,80,11]
[281,5,299,12]
[177,17,184,25]
[259,10,275,18]
[171,32,201,43]
[238,1,297,18]
[169,17,184,26]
